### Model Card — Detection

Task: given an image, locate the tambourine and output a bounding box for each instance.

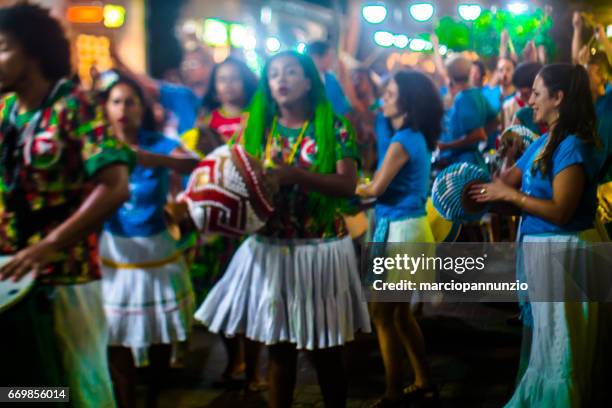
[0,256,35,314]
[432,162,491,222]
[166,145,277,239]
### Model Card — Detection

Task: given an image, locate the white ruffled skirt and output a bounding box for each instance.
[195,235,371,350]
[505,229,604,408]
[99,230,195,367]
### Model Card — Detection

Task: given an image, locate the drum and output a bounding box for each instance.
[173,144,277,238]
[426,198,461,242]
[0,256,35,313]
[432,162,491,222]
[499,125,538,153]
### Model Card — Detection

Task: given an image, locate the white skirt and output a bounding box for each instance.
[194,235,371,350]
[505,229,603,408]
[100,230,195,367]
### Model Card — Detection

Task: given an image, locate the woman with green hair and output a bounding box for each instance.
[194,51,371,407]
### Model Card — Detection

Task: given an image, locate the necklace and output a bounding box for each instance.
[264,116,309,168]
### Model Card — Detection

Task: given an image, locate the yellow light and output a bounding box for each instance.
[104,5,126,29]
[67,6,103,24]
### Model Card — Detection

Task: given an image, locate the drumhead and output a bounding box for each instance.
[0,256,36,314]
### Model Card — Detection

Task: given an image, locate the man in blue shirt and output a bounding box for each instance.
[307,41,352,116]
[438,56,496,166]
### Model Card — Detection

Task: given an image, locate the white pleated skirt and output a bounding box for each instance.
[99,230,195,367]
[194,235,372,350]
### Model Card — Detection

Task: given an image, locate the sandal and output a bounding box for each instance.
[402,383,439,403]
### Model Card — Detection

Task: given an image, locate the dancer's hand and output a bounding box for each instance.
[266,160,299,186]
[0,240,58,281]
[469,178,517,203]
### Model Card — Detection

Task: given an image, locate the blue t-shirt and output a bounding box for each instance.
[516,134,598,235]
[441,88,495,164]
[105,131,179,237]
[324,72,351,116]
[374,116,431,220]
[596,92,612,183]
[159,82,201,135]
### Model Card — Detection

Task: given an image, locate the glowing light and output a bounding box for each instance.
[374,31,395,47]
[409,3,435,22]
[203,19,228,47]
[67,6,103,24]
[265,37,281,53]
[607,25,612,38]
[261,6,272,25]
[362,5,387,24]
[394,34,409,49]
[507,2,529,15]
[243,32,257,51]
[409,38,428,52]
[297,42,307,54]
[439,45,448,55]
[229,24,247,48]
[245,50,262,73]
[103,5,125,28]
[182,20,198,35]
[458,4,482,22]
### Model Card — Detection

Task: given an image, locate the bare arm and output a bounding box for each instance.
[136,146,200,174]
[0,164,130,280]
[356,142,409,197]
[572,12,585,64]
[439,127,486,151]
[470,165,585,226]
[431,34,449,88]
[268,158,358,198]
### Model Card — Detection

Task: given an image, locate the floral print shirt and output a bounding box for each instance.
[258,117,359,239]
[0,80,134,285]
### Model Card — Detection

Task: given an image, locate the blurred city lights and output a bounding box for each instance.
[297,42,307,54]
[374,31,395,47]
[203,19,228,46]
[103,4,125,28]
[362,5,387,24]
[507,2,529,15]
[457,4,482,21]
[261,6,272,25]
[409,38,428,51]
[243,32,257,51]
[229,24,247,48]
[266,36,281,53]
[67,5,103,23]
[245,49,262,73]
[409,3,435,22]
[393,34,409,49]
